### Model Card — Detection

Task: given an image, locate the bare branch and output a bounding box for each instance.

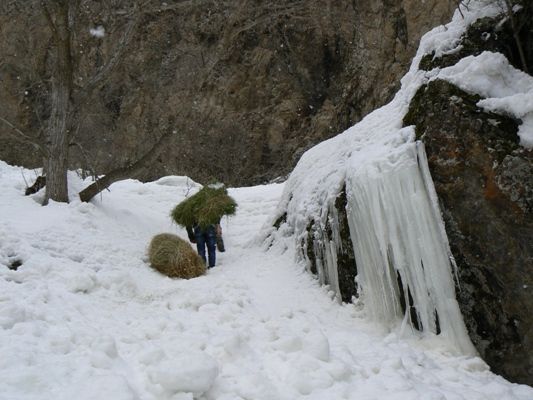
[80,5,142,100]
[79,128,176,202]
[141,0,217,15]
[503,0,529,73]
[68,141,97,179]
[0,116,48,157]
[41,2,60,43]
[20,169,29,188]
[80,0,221,99]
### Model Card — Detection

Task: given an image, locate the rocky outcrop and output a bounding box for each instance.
[0,0,455,185]
[404,79,533,385]
[403,6,533,384]
[297,7,533,384]
[302,77,533,384]
[330,188,358,303]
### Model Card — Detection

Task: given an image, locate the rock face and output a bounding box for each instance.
[303,78,533,385]
[404,7,533,384]
[0,0,454,185]
[299,6,533,385]
[404,79,533,385]
[419,5,533,74]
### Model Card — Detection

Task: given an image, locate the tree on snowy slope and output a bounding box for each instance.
[4,1,192,205]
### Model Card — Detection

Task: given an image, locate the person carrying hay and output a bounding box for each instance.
[186,222,220,268]
[171,184,236,269]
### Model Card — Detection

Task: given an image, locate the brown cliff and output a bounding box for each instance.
[0,0,454,185]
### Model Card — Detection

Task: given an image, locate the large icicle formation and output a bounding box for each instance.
[346,142,474,354]
[263,1,517,355]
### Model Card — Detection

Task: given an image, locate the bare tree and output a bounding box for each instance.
[2,0,203,204]
[38,0,144,204]
[78,127,176,202]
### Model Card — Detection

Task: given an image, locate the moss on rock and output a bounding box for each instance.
[403,79,519,161]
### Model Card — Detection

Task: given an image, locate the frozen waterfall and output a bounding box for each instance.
[267,137,476,355]
[263,5,494,353]
[344,142,475,355]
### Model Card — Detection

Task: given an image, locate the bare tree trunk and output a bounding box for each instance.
[79,129,176,202]
[42,1,73,205]
[34,1,190,205]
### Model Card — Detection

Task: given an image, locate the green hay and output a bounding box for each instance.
[171,186,237,229]
[148,233,206,279]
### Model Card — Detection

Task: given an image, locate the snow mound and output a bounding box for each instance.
[147,352,218,395]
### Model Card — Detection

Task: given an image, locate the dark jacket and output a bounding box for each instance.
[186,225,196,242]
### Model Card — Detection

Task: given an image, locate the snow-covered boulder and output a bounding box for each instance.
[266,0,533,385]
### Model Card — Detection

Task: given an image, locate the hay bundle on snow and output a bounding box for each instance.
[171,186,237,229]
[148,233,206,279]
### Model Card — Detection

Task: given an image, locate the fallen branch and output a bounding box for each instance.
[25,176,46,195]
[79,129,176,202]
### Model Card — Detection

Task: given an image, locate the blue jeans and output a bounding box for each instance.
[194,225,217,268]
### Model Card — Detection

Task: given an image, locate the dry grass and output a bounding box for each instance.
[171,186,237,229]
[148,233,206,279]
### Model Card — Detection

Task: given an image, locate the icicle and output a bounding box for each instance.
[324,205,342,301]
[345,142,476,355]
[310,208,342,301]
[416,142,462,290]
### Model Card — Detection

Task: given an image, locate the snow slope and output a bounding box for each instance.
[1,161,532,400]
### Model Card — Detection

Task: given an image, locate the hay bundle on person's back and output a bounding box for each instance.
[148,233,206,279]
[171,186,237,229]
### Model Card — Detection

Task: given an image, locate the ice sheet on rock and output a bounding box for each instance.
[267,104,477,351]
[346,142,475,355]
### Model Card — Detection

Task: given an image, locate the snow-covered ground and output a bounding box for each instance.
[1,161,532,400]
